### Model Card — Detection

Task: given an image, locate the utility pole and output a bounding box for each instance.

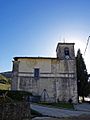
[84,36,90,55]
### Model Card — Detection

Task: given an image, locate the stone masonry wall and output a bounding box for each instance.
[0,102,31,120]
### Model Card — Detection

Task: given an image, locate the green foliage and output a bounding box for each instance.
[0,74,11,90]
[31,109,42,118]
[76,49,89,101]
[0,90,32,102]
[38,102,74,109]
[0,84,11,90]
[0,74,11,84]
[0,74,7,81]
[88,81,90,94]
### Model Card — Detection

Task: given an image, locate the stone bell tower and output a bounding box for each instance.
[56,43,75,60]
[56,42,78,103]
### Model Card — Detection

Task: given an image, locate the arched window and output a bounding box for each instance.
[64,47,70,59]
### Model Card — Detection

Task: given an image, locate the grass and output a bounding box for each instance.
[37,102,74,109]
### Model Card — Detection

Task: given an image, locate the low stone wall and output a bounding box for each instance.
[0,102,31,120]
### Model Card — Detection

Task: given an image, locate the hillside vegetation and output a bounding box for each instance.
[0,74,11,90]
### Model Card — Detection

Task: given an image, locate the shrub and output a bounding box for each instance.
[0,90,32,102]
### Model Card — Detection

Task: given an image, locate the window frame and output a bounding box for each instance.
[34,68,40,79]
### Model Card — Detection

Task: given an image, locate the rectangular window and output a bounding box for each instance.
[34,68,39,79]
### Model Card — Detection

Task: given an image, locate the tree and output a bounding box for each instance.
[88,74,90,94]
[76,49,89,102]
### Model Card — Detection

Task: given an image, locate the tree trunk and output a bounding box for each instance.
[82,96,84,102]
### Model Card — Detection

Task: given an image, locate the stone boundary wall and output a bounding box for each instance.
[0,102,31,120]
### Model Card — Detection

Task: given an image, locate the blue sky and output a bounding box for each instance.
[0,0,90,73]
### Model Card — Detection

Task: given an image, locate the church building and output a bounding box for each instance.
[12,42,78,103]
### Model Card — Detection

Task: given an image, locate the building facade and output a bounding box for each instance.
[12,43,78,103]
